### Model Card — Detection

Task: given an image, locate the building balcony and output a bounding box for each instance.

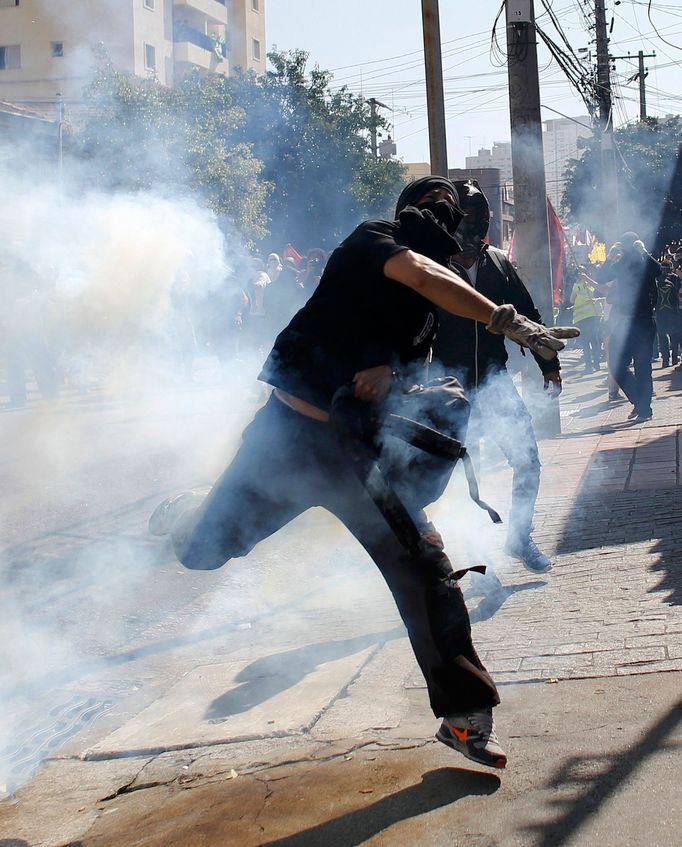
[173,0,227,24]
[174,22,228,59]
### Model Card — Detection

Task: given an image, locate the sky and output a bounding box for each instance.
[266,1,682,168]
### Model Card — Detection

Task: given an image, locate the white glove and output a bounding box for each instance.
[486,304,580,362]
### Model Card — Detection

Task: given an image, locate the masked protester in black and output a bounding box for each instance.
[148,176,576,770]
[430,180,561,574]
[602,233,660,421]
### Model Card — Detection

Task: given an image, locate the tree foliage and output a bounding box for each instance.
[224,49,407,251]
[68,49,407,252]
[562,116,682,250]
[69,60,270,244]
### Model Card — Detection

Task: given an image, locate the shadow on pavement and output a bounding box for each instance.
[557,486,682,607]
[465,580,547,624]
[519,696,682,847]
[205,627,405,720]
[259,767,500,847]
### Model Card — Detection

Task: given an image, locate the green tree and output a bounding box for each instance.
[69,61,270,244]
[225,49,407,251]
[562,116,682,250]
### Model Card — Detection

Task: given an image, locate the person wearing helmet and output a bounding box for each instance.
[432,180,562,574]
[148,176,577,770]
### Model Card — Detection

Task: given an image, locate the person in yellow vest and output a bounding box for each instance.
[570,270,603,373]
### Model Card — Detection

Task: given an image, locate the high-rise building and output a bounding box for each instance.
[0,0,265,107]
[542,116,592,211]
[463,119,593,214]
[465,142,513,186]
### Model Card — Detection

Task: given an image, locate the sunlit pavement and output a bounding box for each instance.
[1,349,681,846]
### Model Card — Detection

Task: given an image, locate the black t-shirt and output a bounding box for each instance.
[259,220,438,409]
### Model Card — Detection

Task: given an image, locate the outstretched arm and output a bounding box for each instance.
[384,249,496,322]
[384,249,578,362]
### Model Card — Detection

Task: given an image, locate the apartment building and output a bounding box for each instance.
[543,116,592,210]
[0,0,265,107]
[465,141,513,186]
[465,119,593,212]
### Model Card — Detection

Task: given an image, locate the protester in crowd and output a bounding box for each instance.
[205,277,249,366]
[655,262,681,368]
[263,257,307,343]
[245,257,271,353]
[570,269,603,374]
[602,232,659,422]
[432,179,562,574]
[148,175,577,770]
[266,253,283,285]
[300,248,327,296]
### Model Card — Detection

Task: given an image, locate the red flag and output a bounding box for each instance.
[547,198,568,307]
[282,243,303,266]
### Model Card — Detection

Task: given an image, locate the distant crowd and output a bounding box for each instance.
[559,236,682,420]
[0,245,329,408]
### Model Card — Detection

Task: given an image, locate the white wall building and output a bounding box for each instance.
[543,116,593,211]
[0,0,266,108]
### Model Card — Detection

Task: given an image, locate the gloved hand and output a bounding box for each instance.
[486,304,580,362]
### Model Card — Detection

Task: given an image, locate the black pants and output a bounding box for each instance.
[171,391,499,718]
[608,319,656,417]
[656,312,681,365]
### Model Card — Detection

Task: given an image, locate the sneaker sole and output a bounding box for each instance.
[435,728,507,769]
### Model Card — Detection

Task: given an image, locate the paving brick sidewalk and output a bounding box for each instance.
[467,348,682,685]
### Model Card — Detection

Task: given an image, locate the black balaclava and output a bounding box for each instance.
[394,176,464,262]
[452,179,490,262]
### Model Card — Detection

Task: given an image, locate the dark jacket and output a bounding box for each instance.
[433,246,559,387]
[604,249,659,323]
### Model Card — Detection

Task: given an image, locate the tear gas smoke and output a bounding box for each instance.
[0,136,264,795]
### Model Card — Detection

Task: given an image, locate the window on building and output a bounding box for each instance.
[143,0,155,9]
[51,41,64,57]
[0,44,20,69]
[252,38,261,61]
[251,0,260,10]
[144,42,156,71]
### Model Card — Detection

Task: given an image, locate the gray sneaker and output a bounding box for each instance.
[505,537,552,573]
[148,491,204,537]
[436,707,507,769]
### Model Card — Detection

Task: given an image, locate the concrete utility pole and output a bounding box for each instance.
[594,0,620,244]
[505,1,552,322]
[506,0,560,435]
[421,0,448,175]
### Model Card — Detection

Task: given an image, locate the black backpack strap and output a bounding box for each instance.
[485,247,510,281]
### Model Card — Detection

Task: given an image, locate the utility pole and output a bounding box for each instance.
[368,97,390,157]
[611,50,656,121]
[369,98,378,157]
[638,50,647,121]
[506,0,560,435]
[594,0,620,244]
[506,1,552,321]
[421,0,448,175]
